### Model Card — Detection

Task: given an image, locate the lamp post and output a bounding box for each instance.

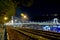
[20,13,29,21]
[3,16,8,28]
[4,16,8,24]
[3,16,8,40]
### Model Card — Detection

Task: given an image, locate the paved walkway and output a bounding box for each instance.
[0,28,5,40]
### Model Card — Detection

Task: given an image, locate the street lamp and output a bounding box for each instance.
[23,15,28,19]
[21,13,25,16]
[4,16,8,20]
[20,13,28,20]
[3,16,8,28]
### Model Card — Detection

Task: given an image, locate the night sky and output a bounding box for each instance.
[16,0,60,22]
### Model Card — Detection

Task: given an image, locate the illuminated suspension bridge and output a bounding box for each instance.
[4,16,60,33]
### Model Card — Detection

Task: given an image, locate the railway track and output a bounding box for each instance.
[6,27,39,40]
[12,27,49,40]
[23,29,60,36]
[6,27,60,40]
[13,29,38,40]
[18,28,60,40]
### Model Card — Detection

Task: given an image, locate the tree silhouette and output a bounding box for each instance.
[0,0,17,24]
[0,0,33,24]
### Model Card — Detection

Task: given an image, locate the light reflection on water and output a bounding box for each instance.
[43,25,60,33]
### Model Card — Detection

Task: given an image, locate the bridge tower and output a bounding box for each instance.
[53,18,59,24]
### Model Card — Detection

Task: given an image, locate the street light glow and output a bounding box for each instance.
[21,13,25,16]
[20,13,28,20]
[23,15,27,19]
[4,17,8,20]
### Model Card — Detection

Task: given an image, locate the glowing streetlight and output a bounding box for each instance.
[20,13,28,20]
[21,13,25,16]
[4,16,8,20]
[23,15,27,19]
